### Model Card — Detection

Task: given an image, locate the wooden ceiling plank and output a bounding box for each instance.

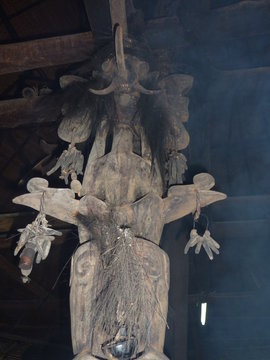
[0,31,94,75]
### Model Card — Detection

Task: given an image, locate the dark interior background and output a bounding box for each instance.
[0,1,269,359]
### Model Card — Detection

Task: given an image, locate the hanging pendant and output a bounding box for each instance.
[14,212,62,281]
[184,227,220,260]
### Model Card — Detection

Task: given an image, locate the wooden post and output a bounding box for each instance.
[109,0,128,34]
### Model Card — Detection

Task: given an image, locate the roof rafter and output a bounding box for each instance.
[0,31,94,75]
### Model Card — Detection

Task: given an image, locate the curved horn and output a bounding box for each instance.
[115,25,127,80]
[135,82,161,95]
[89,81,116,95]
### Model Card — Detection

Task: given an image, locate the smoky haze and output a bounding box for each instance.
[186,2,270,360]
[133,0,270,359]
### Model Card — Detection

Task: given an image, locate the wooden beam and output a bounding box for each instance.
[0,97,56,128]
[0,31,94,75]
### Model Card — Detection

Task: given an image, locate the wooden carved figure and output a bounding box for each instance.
[12,4,226,360]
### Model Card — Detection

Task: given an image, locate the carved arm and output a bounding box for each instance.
[162,173,226,224]
[13,178,79,225]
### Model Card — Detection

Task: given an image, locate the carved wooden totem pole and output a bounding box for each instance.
[13,2,226,359]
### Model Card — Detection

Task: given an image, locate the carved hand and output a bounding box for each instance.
[163,173,226,224]
[184,229,220,260]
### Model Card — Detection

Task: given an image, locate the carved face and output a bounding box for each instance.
[89,26,160,125]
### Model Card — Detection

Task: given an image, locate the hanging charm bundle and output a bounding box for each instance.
[184,227,220,260]
[184,195,220,260]
[14,196,62,282]
[47,142,84,195]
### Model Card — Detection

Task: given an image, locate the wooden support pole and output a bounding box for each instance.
[0,31,94,75]
[109,0,128,34]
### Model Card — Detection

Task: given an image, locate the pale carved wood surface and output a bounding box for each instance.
[82,126,163,204]
[70,238,169,359]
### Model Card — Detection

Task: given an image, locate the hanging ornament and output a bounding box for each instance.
[184,192,220,260]
[184,228,220,260]
[47,143,84,193]
[168,151,187,186]
[14,212,62,282]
